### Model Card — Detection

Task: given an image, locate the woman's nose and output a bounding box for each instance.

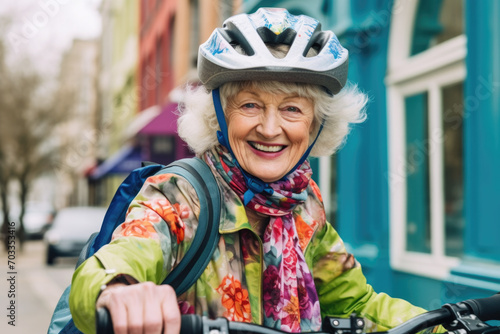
[257,109,282,138]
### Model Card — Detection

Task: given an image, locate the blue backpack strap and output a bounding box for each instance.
[90,164,165,255]
[51,158,220,333]
[159,157,221,295]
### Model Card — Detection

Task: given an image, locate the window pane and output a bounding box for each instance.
[432,0,463,46]
[405,92,431,253]
[411,0,464,55]
[442,82,464,257]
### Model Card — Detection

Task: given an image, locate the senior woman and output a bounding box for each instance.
[69,8,429,334]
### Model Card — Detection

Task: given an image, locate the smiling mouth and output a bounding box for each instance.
[249,142,285,153]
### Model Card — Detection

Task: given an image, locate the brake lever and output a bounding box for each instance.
[322,315,365,334]
[442,302,500,334]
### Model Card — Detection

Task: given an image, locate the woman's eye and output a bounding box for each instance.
[284,106,300,112]
[242,103,258,109]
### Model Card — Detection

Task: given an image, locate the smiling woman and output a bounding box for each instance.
[225,87,315,183]
[68,8,437,334]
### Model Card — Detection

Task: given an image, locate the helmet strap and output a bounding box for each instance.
[284,121,324,178]
[212,88,231,152]
[211,88,323,205]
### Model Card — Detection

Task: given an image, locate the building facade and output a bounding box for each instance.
[55,39,100,208]
[244,0,500,310]
[136,0,241,168]
[89,0,142,205]
[91,0,242,205]
[137,0,188,169]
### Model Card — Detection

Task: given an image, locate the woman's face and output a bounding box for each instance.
[226,87,315,183]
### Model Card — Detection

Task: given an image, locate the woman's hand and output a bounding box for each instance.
[96,282,181,334]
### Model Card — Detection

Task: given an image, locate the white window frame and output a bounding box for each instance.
[319,156,332,215]
[386,0,466,280]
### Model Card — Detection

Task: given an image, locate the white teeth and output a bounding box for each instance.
[252,142,282,152]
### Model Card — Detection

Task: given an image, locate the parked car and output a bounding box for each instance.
[8,202,56,239]
[44,206,106,265]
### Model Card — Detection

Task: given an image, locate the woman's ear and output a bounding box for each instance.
[310,113,320,135]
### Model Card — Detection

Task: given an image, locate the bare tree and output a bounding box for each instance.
[0,28,15,249]
[0,150,12,246]
[0,32,72,251]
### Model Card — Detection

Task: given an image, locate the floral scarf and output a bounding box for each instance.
[206,147,322,332]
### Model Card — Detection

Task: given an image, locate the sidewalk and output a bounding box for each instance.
[1,240,74,333]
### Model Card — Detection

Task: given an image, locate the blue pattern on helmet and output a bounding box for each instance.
[285,12,300,30]
[328,37,343,59]
[303,22,317,38]
[208,33,228,56]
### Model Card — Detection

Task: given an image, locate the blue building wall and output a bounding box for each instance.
[463,0,500,264]
[333,0,394,296]
[332,0,445,309]
[445,0,500,303]
[243,0,500,312]
[340,0,500,308]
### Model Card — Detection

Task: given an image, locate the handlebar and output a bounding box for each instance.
[180,315,331,334]
[96,307,329,334]
[96,293,500,334]
[461,294,500,322]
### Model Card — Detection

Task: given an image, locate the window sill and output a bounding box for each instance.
[390,251,460,280]
[445,260,500,293]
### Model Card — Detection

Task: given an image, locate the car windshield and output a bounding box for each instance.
[52,208,106,237]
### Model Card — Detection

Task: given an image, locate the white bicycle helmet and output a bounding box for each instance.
[198,7,348,95]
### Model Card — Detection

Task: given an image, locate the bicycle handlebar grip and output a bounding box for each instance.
[180,314,203,334]
[462,293,500,321]
[96,307,114,334]
[95,311,209,334]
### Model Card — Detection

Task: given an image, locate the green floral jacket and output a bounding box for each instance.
[69,162,427,334]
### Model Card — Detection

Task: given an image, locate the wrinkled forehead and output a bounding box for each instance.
[221,80,322,102]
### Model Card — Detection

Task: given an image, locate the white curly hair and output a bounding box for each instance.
[177,80,368,157]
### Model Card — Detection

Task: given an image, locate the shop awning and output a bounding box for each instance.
[138,103,179,135]
[123,105,160,140]
[90,145,143,180]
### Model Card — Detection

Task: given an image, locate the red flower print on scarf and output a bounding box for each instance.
[217,274,252,323]
[263,265,281,320]
[297,285,312,319]
[270,217,283,243]
[282,231,298,270]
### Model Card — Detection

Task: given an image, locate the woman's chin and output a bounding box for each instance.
[245,166,287,183]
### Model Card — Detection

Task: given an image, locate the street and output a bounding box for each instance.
[1,240,75,333]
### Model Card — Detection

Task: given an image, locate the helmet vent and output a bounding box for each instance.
[219,22,255,56]
[257,27,297,46]
[303,30,330,57]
